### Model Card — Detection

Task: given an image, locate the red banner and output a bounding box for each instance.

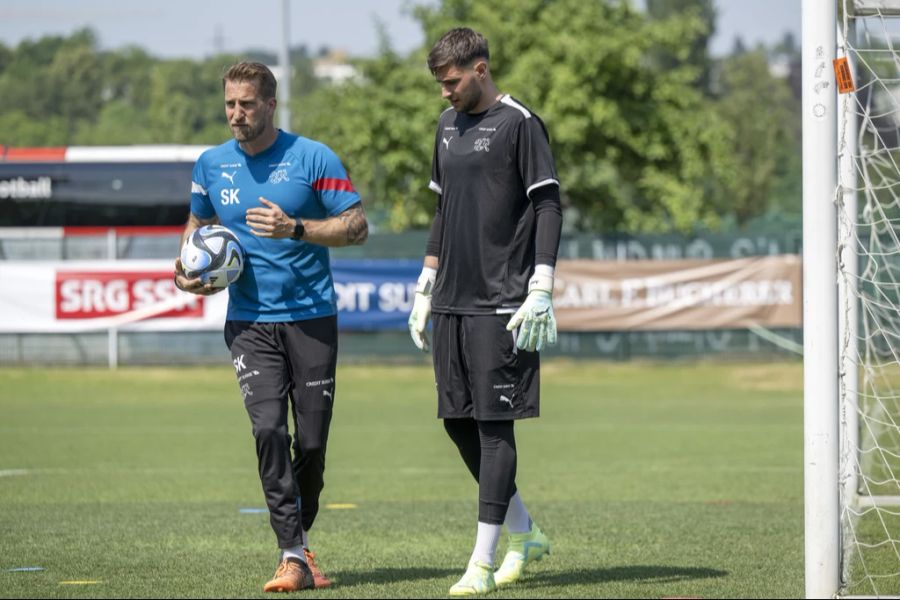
[55,271,203,320]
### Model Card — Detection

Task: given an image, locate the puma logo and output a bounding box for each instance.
[323,389,333,401]
[442,136,452,149]
[499,394,514,408]
[221,171,237,185]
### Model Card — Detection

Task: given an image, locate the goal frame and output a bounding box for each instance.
[802,1,840,598]
[804,1,900,597]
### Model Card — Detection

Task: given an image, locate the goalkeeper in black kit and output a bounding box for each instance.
[407,27,563,596]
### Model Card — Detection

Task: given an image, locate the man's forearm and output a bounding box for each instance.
[181,213,218,246]
[298,204,369,247]
[532,185,562,267]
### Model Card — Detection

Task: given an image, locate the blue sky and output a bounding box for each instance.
[0,0,799,59]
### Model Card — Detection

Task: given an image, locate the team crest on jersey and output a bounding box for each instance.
[474,138,491,152]
[267,169,290,184]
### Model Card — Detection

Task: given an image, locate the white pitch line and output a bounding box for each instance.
[0,469,28,477]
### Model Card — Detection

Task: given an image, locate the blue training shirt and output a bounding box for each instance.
[190,130,360,322]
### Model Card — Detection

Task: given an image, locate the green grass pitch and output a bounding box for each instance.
[0,361,806,598]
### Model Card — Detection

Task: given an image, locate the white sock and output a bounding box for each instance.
[504,492,532,534]
[282,545,307,563]
[470,522,502,567]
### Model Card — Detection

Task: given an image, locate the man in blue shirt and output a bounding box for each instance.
[174,61,367,593]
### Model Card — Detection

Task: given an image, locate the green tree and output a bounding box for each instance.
[646,0,716,90]
[297,0,738,233]
[0,43,11,73]
[146,59,229,144]
[713,50,798,223]
[101,46,156,111]
[297,41,444,230]
[0,110,69,146]
[70,47,157,144]
[0,30,234,146]
[73,101,154,145]
[412,0,737,232]
[45,44,104,139]
[1,9,778,234]
[0,29,101,139]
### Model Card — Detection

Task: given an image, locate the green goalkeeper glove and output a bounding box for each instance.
[408,267,436,352]
[506,265,557,353]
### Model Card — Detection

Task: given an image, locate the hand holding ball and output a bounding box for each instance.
[180,225,245,288]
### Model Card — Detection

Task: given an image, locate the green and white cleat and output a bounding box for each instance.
[449,560,497,596]
[493,523,551,587]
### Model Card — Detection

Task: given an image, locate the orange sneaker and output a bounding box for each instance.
[263,557,315,593]
[304,548,332,589]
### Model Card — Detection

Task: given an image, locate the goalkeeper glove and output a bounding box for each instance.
[506,265,557,352]
[408,266,436,352]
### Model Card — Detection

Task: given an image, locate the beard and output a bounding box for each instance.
[455,87,483,114]
[231,119,266,143]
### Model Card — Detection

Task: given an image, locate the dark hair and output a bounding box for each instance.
[427,27,490,74]
[222,61,277,100]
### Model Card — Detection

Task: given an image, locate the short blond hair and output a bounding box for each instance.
[222,61,277,100]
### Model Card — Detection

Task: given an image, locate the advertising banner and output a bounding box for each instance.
[0,261,223,332]
[331,259,421,330]
[554,255,802,331]
[0,256,802,333]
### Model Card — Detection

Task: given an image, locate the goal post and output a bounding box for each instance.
[808,0,900,596]
[802,1,840,598]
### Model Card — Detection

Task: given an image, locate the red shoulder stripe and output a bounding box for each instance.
[312,178,355,193]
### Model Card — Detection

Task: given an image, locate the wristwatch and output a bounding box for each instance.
[291,219,305,240]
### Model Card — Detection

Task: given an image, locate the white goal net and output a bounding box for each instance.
[839,1,900,595]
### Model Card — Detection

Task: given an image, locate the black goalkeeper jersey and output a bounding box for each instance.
[428,95,560,315]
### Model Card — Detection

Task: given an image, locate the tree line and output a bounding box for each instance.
[0,0,800,234]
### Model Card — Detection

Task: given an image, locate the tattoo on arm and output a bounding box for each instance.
[300,202,369,247]
[339,204,369,245]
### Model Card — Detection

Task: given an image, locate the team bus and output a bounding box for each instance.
[0,145,210,227]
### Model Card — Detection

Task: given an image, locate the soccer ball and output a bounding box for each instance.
[180,225,245,288]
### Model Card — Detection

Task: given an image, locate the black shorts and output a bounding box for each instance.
[432,312,540,421]
[224,316,338,414]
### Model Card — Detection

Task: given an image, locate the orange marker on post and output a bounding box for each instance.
[834,57,855,94]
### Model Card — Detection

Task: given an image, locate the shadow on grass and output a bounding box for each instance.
[528,565,728,587]
[328,564,726,589]
[331,566,458,586]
